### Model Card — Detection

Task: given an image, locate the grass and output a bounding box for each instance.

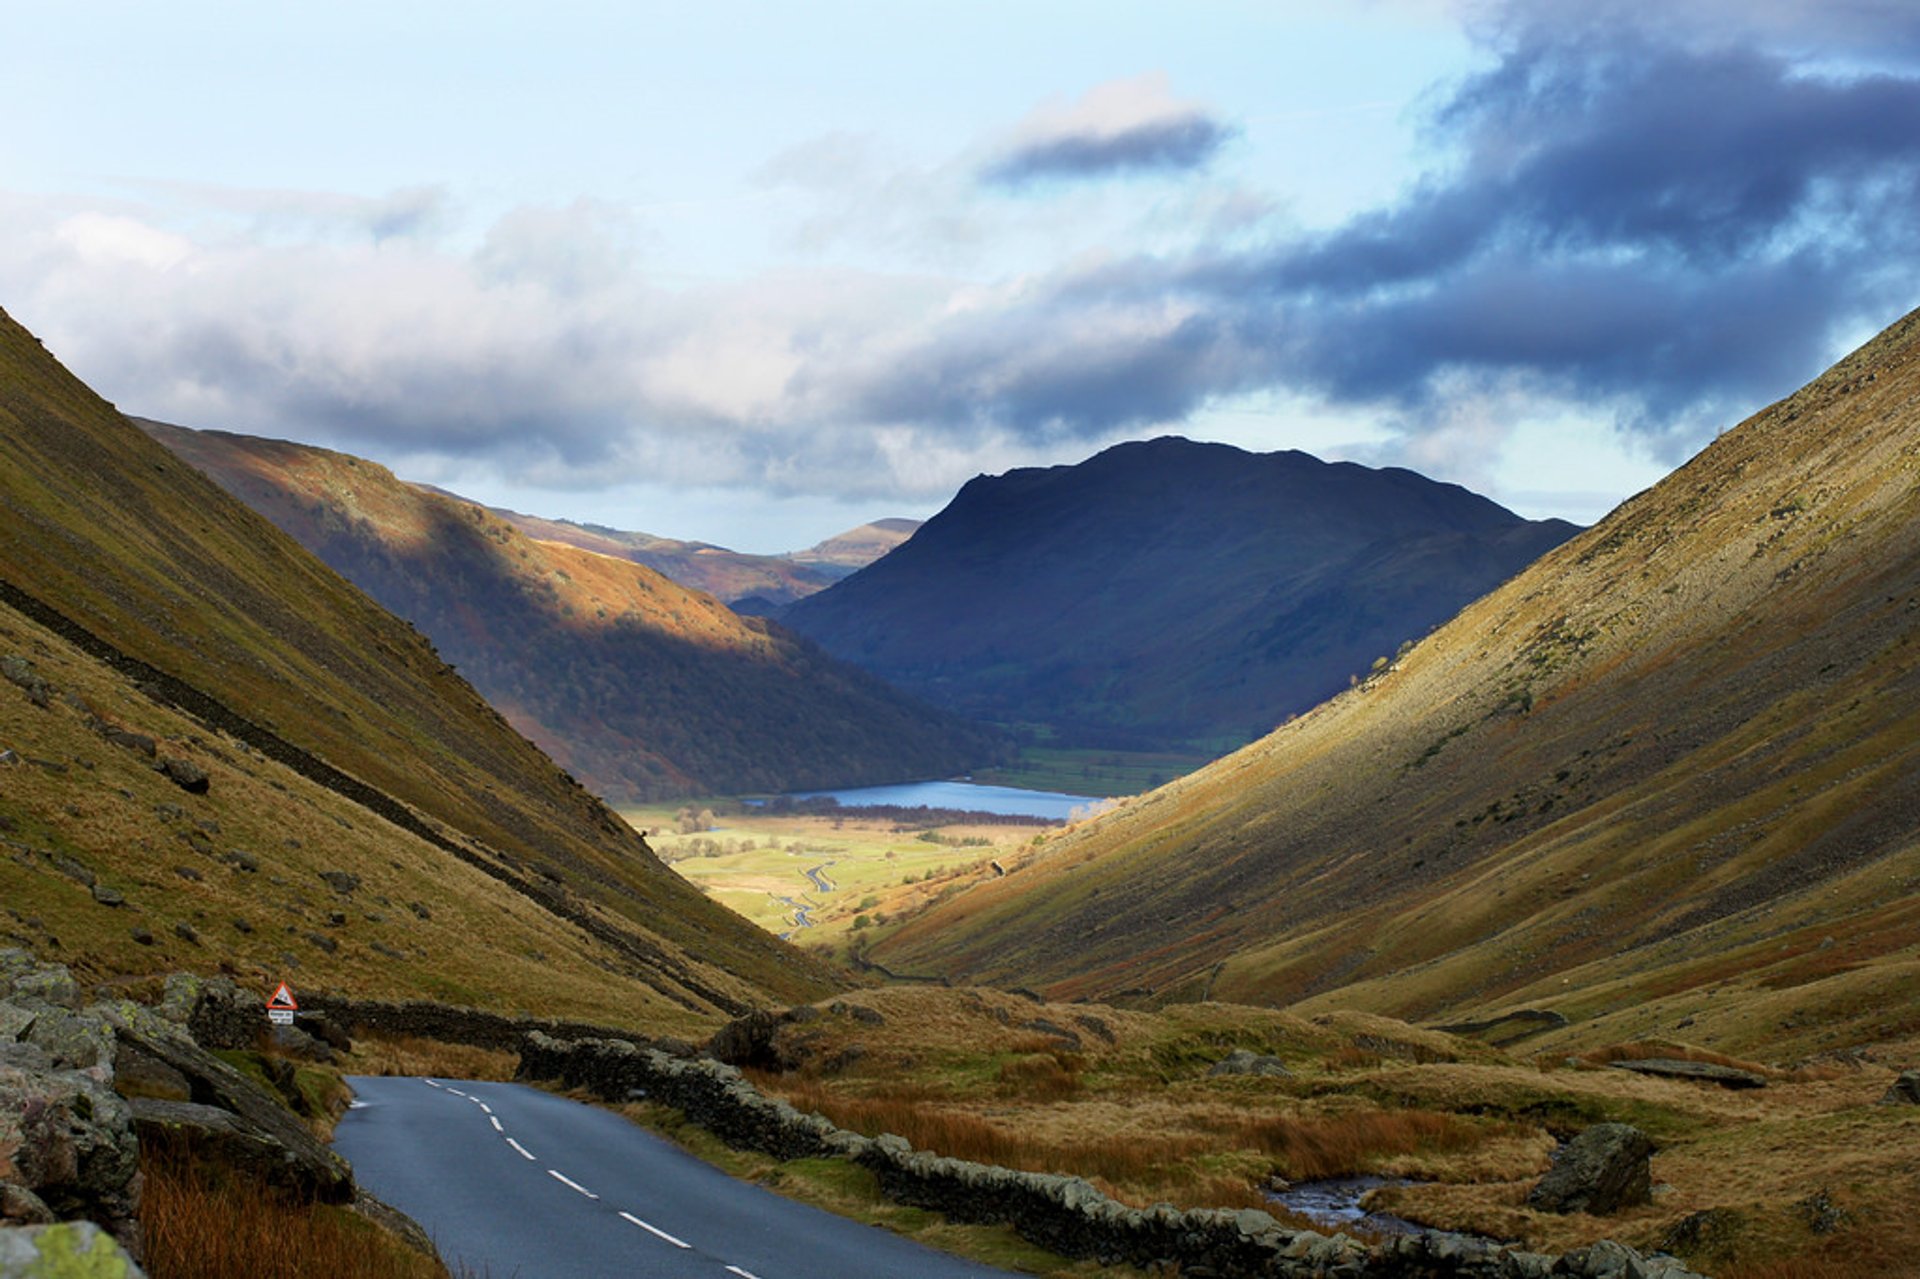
[0,304,838,1030]
[857,305,1920,1078]
[627,801,1051,950]
[702,985,1920,1274]
[139,1142,447,1279]
[0,596,765,1039]
[345,1033,522,1082]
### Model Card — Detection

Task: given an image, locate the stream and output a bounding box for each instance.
[1267,1176,1426,1237]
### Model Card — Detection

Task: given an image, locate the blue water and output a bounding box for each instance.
[785,779,1101,821]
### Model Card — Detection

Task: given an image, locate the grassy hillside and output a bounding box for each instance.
[143,421,1002,802]
[871,305,1920,1063]
[780,437,1577,753]
[0,304,835,1026]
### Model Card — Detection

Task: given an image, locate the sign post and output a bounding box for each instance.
[265,981,298,1027]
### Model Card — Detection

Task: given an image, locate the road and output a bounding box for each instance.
[334,1075,1021,1279]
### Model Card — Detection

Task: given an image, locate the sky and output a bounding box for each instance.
[4,1,1919,552]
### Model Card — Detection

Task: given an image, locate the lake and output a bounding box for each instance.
[786,779,1100,821]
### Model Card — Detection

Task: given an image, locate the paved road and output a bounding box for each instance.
[335,1075,1020,1279]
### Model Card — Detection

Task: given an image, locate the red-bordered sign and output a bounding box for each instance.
[266,982,298,1011]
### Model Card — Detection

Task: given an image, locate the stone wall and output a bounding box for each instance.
[516,1031,1706,1279]
[298,993,696,1057]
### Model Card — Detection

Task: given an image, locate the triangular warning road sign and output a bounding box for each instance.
[266,982,298,1011]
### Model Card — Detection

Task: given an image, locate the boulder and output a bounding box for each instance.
[156,758,208,795]
[0,1183,53,1228]
[1606,1058,1766,1089]
[129,1100,339,1202]
[1208,1048,1291,1078]
[110,1042,191,1103]
[1878,1069,1920,1106]
[0,1220,147,1278]
[1528,1123,1654,1215]
[158,973,261,1052]
[708,1009,783,1069]
[92,1003,351,1203]
[0,1042,142,1256]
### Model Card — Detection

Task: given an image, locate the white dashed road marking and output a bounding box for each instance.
[548,1169,599,1200]
[418,1077,763,1272]
[618,1211,692,1249]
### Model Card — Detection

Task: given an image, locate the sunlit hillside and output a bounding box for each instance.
[873,304,1920,1065]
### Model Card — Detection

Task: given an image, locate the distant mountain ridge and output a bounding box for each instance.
[143,421,999,802]
[474,506,919,609]
[779,437,1578,751]
[782,518,921,574]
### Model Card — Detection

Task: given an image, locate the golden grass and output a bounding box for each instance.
[1219,1109,1485,1181]
[346,1034,521,1082]
[716,987,1920,1274]
[139,1143,447,1279]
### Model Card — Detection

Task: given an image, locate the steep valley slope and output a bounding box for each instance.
[0,305,835,1031]
[780,437,1578,752]
[872,304,1920,1063]
[143,421,999,803]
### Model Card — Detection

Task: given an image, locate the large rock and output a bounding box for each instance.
[1606,1058,1766,1089]
[129,1100,341,1202]
[91,1003,352,1204]
[1208,1048,1291,1078]
[1878,1069,1920,1106]
[1529,1123,1654,1215]
[0,1043,142,1256]
[0,1220,147,1278]
[707,1009,784,1070]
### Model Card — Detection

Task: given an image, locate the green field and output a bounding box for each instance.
[625,803,1053,956]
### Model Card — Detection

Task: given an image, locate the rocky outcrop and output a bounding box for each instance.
[1606,1058,1766,1089]
[1209,1048,1292,1077]
[0,1043,141,1256]
[0,949,364,1263]
[1528,1124,1654,1215]
[1877,1069,1920,1105]
[0,1220,147,1278]
[518,1031,1704,1278]
[93,1001,352,1204]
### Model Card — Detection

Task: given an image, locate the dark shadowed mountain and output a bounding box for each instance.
[142,422,1002,803]
[779,437,1578,752]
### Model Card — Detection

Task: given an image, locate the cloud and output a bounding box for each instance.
[6,13,1920,517]
[980,74,1236,187]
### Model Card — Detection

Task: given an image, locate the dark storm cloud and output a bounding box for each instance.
[978,74,1237,188]
[885,20,1920,451]
[982,114,1234,186]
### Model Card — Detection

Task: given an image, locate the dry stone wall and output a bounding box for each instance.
[517,1031,1707,1279]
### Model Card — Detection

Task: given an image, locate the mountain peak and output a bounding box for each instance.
[783,437,1576,752]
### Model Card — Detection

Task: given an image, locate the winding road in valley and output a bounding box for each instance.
[335,1075,1019,1279]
